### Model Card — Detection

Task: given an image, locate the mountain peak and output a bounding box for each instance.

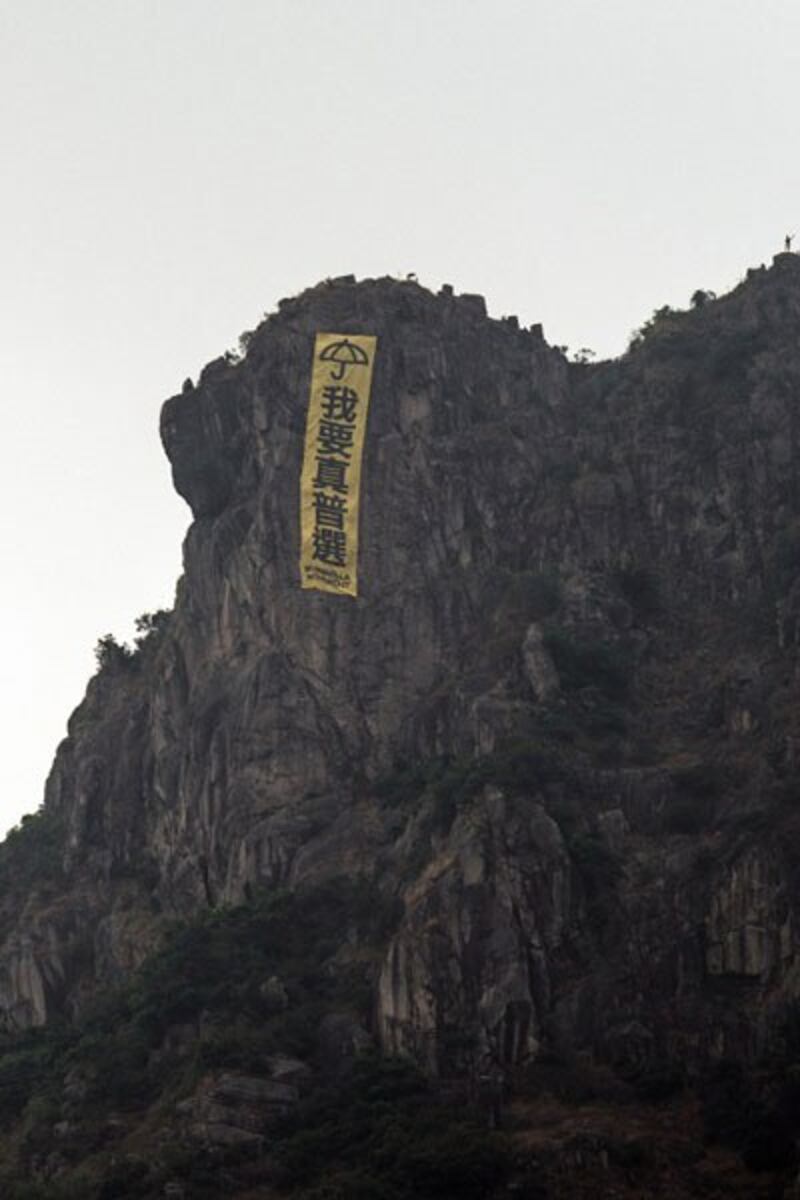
[2,261,800,1194]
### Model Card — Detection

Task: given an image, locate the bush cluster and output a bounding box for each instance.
[0,878,406,1195]
[0,806,66,894]
[273,1055,509,1200]
[543,629,632,701]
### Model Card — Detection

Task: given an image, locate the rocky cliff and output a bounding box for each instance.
[2,256,800,1194]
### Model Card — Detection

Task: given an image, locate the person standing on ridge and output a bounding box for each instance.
[785,233,795,251]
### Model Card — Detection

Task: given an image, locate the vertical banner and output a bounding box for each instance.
[300,333,377,596]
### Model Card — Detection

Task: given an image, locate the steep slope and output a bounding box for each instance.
[1,257,800,1194]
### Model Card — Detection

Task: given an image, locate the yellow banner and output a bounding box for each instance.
[300,333,377,596]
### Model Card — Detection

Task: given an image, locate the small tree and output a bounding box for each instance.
[133,609,170,650]
[94,633,132,671]
[691,289,716,308]
[628,305,679,349]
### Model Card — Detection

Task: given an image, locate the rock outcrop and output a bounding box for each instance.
[3,257,800,1098]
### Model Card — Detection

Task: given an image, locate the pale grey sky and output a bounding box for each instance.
[0,0,798,836]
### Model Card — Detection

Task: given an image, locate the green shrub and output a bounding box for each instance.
[614,566,661,619]
[580,697,627,738]
[665,797,711,835]
[543,629,632,700]
[569,833,620,879]
[0,806,67,893]
[93,633,133,671]
[274,1055,509,1199]
[691,289,716,308]
[0,1046,50,1127]
[665,763,722,833]
[709,329,765,384]
[0,880,427,1196]
[672,762,724,800]
[423,742,568,834]
[374,759,447,807]
[133,609,171,652]
[567,833,622,930]
[392,1126,508,1198]
[628,305,682,350]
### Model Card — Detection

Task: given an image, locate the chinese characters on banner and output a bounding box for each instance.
[300,333,377,595]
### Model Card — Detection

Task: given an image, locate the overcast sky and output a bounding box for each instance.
[0,0,798,838]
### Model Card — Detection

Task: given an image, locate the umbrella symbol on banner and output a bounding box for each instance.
[319,338,370,381]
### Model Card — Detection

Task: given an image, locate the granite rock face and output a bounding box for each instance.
[3,260,800,1086]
